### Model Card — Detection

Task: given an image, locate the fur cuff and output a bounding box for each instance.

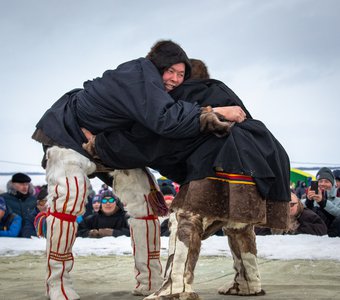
[200,106,234,137]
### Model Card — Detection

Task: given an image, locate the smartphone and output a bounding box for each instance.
[310,181,318,194]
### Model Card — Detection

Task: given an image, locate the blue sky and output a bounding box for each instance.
[1,0,339,173]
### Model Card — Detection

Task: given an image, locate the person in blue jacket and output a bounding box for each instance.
[0,197,22,237]
[0,173,37,237]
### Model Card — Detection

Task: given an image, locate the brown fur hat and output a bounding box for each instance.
[146,40,191,80]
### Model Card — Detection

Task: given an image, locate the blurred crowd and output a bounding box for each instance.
[1,167,340,238]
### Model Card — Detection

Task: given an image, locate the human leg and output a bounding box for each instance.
[145,210,203,300]
[45,146,96,300]
[218,222,265,296]
[112,169,163,296]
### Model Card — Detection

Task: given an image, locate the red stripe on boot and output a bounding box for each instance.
[145,219,152,291]
[69,176,80,216]
[60,261,68,300]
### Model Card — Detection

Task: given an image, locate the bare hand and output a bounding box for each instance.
[81,128,98,158]
[81,128,94,142]
[307,187,323,203]
[213,106,247,123]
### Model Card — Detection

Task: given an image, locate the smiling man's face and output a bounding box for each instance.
[162,63,185,92]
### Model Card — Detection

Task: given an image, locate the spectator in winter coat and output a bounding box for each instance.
[256,193,327,236]
[157,177,176,196]
[0,173,36,236]
[22,185,48,238]
[76,194,101,224]
[333,169,340,197]
[295,181,307,199]
[303,167,340,237]
[0,197,22,237]
[287,193,327,235]
[77,190,130,238]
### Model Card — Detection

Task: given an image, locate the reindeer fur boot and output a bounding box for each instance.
[145,210,203,300]
[218,223,265,296]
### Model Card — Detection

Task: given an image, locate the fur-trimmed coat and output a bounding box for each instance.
[0,182,37,236]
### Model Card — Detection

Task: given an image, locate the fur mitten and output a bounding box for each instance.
[200,106,234,137]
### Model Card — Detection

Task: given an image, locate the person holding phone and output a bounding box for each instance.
[304,167,340,237]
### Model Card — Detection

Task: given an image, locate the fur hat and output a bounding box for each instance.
[99,190,114,200]
[92,195,101,203]
[316,167,335,185]
[160,183,176,196]
[12,173,31,183]
[146,40,191,80]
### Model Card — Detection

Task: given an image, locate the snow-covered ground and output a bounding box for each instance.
[1,235,339,260]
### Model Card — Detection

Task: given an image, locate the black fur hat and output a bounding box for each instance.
[12,172,31,183]
[146,40,191,80]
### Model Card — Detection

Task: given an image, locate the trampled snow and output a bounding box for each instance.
[1,235,339,260]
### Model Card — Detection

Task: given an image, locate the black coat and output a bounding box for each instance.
[168,79,290,201]
[21,207,39,238]
[255,208,328,236]
[33,58,201,159]
[95,79,290,201]
[296,208,328,236]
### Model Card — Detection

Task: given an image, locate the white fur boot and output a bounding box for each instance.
[46,215,79,300]
[112,169,163,296]
[130,217,162,296]
[45,146,95,300]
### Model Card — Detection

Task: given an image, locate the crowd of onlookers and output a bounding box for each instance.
[1,167,340,239]
[0,173,176,239]
[0,173,130,238]
[256,167,340,237]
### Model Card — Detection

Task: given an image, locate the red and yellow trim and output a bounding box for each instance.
[208,171,255,185]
